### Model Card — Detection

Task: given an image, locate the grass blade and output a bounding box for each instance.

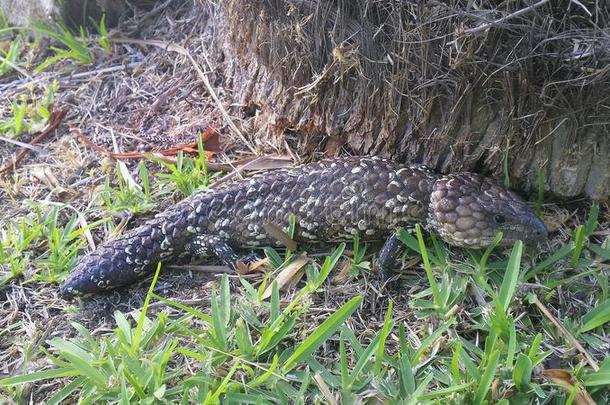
[473,349,500,404]
[498,241,523,312]
[415,224,441,309]
[523,242,574,282]
[132,262,162,351]
[282,295,363,373]
[374,300,394,374]
[580,298,610,333]
[571,225,586,266]
[0,367,79,386]
[513,353,533,392]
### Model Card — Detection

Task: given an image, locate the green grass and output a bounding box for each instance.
[0,209,44,287]
[3,156,610,403]
[0,205,107,286]
[101,161,156,215]
[1,6,606,403]
[29,21,93,71]
[347,233,371,277]
[0,11,22,78]
[2,143,610,402]
[2,215,610,402]
[0,80,58,137]
[89,14,111,53]
[0,13,113,77]
[0,33,23,78]
[0,145,222,289]
[151,132,220,198]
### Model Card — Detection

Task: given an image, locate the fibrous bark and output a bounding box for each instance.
[218,0,610,199]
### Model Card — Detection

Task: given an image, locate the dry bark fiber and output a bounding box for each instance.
[221,0,610,199]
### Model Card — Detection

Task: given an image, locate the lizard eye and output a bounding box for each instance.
[493,214,505,224]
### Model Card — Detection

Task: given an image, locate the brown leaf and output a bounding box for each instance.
[331,259,352,284]
[263,222,297,251]
[324,135,345,156]
[261,255,309,299]
[313,373,338,405]
[237,155,293,171]
[30,166,59,189]
[542,369,596,405]
[235,257,270,275]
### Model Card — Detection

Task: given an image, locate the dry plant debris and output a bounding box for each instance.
[0,1,608,403]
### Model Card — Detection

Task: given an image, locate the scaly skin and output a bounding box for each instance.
[61,156,547,296]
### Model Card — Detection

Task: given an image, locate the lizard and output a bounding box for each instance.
[61,156,547,296]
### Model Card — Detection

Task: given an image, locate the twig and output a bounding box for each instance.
[166,264,233,273]
[0,135,47,154]
[0,62,142,94]
[0,109,67,176]
[569,0,592,17]
[112,37,256,153]
[211,155,293,188]
[313,373,338,405]
[534,297,599,372]
[0,54,33,80]
[70,126,218,160]
[461,0,550,37]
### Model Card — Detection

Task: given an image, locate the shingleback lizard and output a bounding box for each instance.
[61,156,548,297]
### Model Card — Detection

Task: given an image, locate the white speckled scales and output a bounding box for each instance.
[61,157,439,295]
[61,155,548,296]
[180,156,438,247]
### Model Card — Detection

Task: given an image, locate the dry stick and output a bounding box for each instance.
[0,109,67,176]
[534,297,600,372]
[70,126,218,162]
[112,37,256,154]
[210,155,293,188]
[0,62,143,94]
[0,135,47,154]
[313,373,338,405]
[167,264,233,273]
[0,53,33,80]
[461,0,550,36]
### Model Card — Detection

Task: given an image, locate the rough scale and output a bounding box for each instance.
[61,156,547,296]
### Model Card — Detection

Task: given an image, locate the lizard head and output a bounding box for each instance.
[427,173,547,248]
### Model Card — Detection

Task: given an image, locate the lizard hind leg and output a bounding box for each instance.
[187,234,242,270]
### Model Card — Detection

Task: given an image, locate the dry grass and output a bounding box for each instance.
[0,1,259,397]
[0,1,609,402]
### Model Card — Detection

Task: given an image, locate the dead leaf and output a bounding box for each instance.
[261,255,309,299]
[313,373,338,405]
[30,166,60,188]
[236,257,270,275]
[263,222,297,251]
[168,264,233,273]
[331,259,352,284]
[29,166,73,200]
[542,369,596,405]
[324,135,345,156]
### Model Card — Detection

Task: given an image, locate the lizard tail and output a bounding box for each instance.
[61,209,194,297]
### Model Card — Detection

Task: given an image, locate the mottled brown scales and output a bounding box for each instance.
[61,156,547,296]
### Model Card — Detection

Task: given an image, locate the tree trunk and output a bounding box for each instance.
[215,0,610,200]
[6,0,608,199]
